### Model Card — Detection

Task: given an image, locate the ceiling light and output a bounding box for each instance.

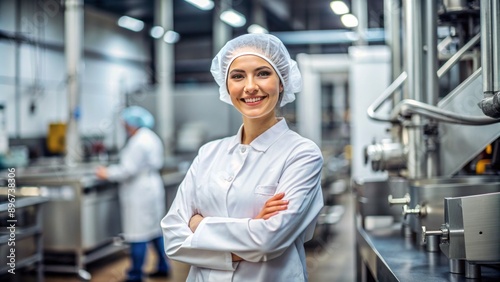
[117,16,144,32]
[185,0,214,10]
[341,14,358,28]
[330,1,349,15]
[150,26,165,39]
[163,30,180,44]
[247,24,268,34]
[220,9,246,28]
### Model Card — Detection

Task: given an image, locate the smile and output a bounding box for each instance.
[243,96,266,103]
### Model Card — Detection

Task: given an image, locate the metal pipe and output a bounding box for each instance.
[404,0,425,179]
[437,33,480,78]
[437,36,453,53]
[367,69,500,125]
[492,0,500,91]
[155,0,175,156]
[353,0,368,46]
[15,0,21,139]
[425,0,438,106]
[424,0,439,178]
[480,0,494,95]
[213,0,231,56]
[367,71,407,122]
[390,98,500,125]
[405,0,424,102]
[64,0,83,164]
[385,0,403,106]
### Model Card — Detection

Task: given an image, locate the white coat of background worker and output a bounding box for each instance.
[95,106,170,282]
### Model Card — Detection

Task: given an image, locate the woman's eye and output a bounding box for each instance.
[231,74,244,79]
[257,71,271,77]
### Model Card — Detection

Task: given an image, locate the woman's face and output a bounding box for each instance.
[226,55,283,120]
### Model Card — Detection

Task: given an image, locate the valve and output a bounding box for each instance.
[388,193,410,205]
[402,204,425,219]
[421,225,449,245]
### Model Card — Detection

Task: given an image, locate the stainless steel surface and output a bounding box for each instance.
[461,192,500,262]
[364,140,406,172]
[353,178,408,223]
[449,259,465,274]
[407,176,500,234]
[0,192,47,281]
[14,165,122,275]
[356,222,500,281]
[465,262,481,279]
[425,235,440,252]
[441,192,500,262]
[438,71,500,176]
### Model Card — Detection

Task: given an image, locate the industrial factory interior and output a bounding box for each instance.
[0,0,499,281]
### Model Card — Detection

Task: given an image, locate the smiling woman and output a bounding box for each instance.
[161,33,324,282]
[226,55,282,121]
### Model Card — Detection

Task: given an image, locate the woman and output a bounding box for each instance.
[96,106,170,282]
[161,33,323,281]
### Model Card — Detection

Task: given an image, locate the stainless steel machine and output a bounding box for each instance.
[356,0,500,281]
[14,163,124,280]
[422,192,500,279]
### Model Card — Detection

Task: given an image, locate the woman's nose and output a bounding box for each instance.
[244,78,259,94]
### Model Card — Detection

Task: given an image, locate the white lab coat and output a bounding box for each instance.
[161,118,324,281]
[107,127,165,242]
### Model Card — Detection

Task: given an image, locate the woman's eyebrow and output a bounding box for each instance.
[229,66,272,74]
[229,69,244,73]
[255,66,272,71]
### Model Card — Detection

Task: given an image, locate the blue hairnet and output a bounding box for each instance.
[121,106,155,129]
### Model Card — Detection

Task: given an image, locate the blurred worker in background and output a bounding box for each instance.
[161,33,324,281]
[96,106,170,282]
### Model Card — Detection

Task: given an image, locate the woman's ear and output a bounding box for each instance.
[279,83,284,93]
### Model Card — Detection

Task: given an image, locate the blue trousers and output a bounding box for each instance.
[127,236,170,280]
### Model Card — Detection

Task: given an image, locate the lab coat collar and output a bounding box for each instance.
[228,118,289,153]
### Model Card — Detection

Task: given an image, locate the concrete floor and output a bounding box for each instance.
[8,193,356,282]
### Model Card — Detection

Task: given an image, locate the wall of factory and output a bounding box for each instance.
[127,84,241,153]
[0,0,150,152]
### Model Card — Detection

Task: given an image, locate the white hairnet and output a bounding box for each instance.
[121,106,155,129]
[210,33,302,107]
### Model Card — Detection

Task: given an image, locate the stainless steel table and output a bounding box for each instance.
[0,194,48,282]
[13,164,124,281]
[356,223,500,281]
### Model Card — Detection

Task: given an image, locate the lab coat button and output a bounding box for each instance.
[241,147,246,153]
[227,176,233,182]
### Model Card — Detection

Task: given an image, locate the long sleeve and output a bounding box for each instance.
[191,143,324,262]
[106,140,144,182]
[161,154,238,271]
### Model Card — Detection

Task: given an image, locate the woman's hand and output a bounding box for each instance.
[255,192,288,220]
[95,166,108,180]
[189,214,204,233]
[232,253,243,262]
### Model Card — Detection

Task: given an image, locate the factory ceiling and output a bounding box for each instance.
[83,0,386,83]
